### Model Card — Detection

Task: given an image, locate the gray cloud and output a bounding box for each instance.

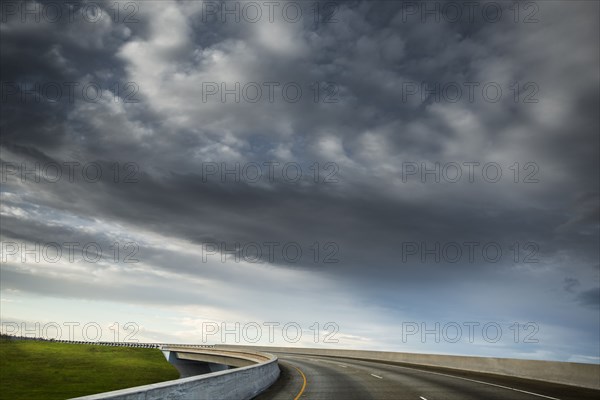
[1,0,598,361]
[577,288,600,310]
[564,277,581,294]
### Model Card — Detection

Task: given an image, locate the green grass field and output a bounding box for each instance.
[0,338,180,400]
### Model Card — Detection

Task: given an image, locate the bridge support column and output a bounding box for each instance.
[162,350,229,378]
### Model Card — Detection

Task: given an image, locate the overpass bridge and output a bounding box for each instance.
[69,343,600,400]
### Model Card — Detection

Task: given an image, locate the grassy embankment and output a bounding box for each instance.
[0,338,179,400]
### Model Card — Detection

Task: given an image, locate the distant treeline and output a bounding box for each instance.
[0,334,160,347]
[0,334,215,349]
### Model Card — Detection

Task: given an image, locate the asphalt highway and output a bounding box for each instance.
[254,353,600,400]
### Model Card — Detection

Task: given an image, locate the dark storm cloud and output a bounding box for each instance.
[1,0,598,360]
[577,288,600,310]
[0,1,134,147]
[1,0,598,267]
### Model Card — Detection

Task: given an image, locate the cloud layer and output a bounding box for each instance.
[1,0,598,362]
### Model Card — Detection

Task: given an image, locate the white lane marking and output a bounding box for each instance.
[370,373,383,379]
[342,359,562,400]
[338,363,348,368]
[419,397,428,400]
[408,368,561,400]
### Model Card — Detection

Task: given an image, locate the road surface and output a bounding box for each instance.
[255,353,600,400]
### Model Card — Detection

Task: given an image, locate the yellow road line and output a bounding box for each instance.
[293,366,307,400]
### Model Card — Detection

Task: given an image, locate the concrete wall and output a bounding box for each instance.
[221,345,600,390]
[70,350,279,400]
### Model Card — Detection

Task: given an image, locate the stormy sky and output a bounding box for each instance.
[0,0,598,363]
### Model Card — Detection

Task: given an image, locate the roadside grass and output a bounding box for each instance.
[0,338,179,400]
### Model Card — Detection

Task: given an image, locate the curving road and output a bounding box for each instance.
[255,353,600,400]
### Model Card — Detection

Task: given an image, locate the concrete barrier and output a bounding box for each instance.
[70,348,279,400]
[221,345,600,390]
